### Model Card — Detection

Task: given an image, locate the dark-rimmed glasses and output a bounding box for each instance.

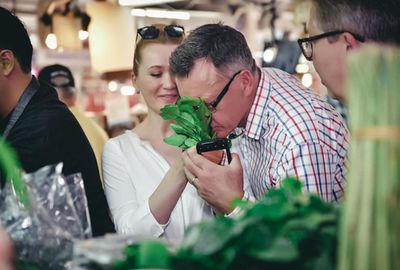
[136,25,184,41]
[205,70,242,112]
[297,30,365,61]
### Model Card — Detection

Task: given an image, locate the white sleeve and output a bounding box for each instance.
[102,140,166,237]
[224,190,255,218]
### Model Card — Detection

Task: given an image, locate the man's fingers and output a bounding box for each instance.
[183,148,205,173]
[229,153,242,169]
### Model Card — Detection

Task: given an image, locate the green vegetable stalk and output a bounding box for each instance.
[338,46,400,270]
[0,138,30,209]
[160,96,216,150]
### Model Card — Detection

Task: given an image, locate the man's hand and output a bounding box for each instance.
[182,147,244,215]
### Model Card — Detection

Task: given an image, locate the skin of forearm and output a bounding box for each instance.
[149,158,187,224]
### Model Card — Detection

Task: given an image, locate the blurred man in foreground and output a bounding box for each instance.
[0,7,114,236]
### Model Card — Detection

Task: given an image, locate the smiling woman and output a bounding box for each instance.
[102,24,213,246]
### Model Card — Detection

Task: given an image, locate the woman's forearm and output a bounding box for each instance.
[149,158,187,224]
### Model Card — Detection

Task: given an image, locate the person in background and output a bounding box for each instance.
[299,0,400,103]
[38,64,109,183]
[0,7,114,236]
[102,24,213,246]
[170,23,349,216]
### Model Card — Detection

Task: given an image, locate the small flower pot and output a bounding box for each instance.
[201,150,225,165]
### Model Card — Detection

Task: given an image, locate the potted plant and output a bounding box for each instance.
[160,96,225,164]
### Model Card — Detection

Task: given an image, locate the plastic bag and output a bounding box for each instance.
[65,173,92,239]
[72,234,141,269]
[0,163,92,269]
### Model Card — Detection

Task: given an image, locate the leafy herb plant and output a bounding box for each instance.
[0,138,30,209]
[113,178,339,270]
[160,96,216,150]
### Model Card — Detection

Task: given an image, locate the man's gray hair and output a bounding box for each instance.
[170,23,256,78]
[311,0,400,45]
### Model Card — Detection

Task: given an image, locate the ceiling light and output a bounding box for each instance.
[108,81,119,92]
[45,33,57,50]
[188,10,222,18]
[263,47,277,63]
[119,0,183,7]
[131,8,220,20]
[130,8,190,20]
[121,86,135,96]
[131,9,146,17]
[146,9,190,20]
[301,73,313,88]
[299,54,308,64]
[295,63,310,74]
[79,30,89,41]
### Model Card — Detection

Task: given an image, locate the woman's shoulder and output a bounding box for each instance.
[105,130,143,151]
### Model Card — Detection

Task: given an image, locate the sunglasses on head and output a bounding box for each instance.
[137,25,184,40]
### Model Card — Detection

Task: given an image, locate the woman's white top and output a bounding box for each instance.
[102,131,213,246]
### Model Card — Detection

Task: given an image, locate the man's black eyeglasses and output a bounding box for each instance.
[206,70,242,112]
[137,25,184,40]
[297,30,365,61]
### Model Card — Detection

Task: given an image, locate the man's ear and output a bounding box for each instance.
[239,69,255,98]
[343,32,362,52]
[0,50,15,76]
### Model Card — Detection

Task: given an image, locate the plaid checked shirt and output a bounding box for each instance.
[236,68,349,202]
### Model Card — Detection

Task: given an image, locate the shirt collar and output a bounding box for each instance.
[244,69,271,140]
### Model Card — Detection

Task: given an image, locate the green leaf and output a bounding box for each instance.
[160,104,180,120]
[135,240,170,269]
[0,138,30,209]
[112,259,132,270]
[250,237,299,262]
[164,134,187,147]
[307,195,334,212]
[237,220,274,251]
[244,199,297,226]
[306,249,335,270]
[185,218,234,255]
[180,222,208,251]
[184,138,198,148]
[176,117,201,135]
[319,224,338,238]
[281,177,303,197]
[285,213,337,232]
[170,123,195,137]
[177,96,210,118]
[232,197,254,211]
[179,111,196,125]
